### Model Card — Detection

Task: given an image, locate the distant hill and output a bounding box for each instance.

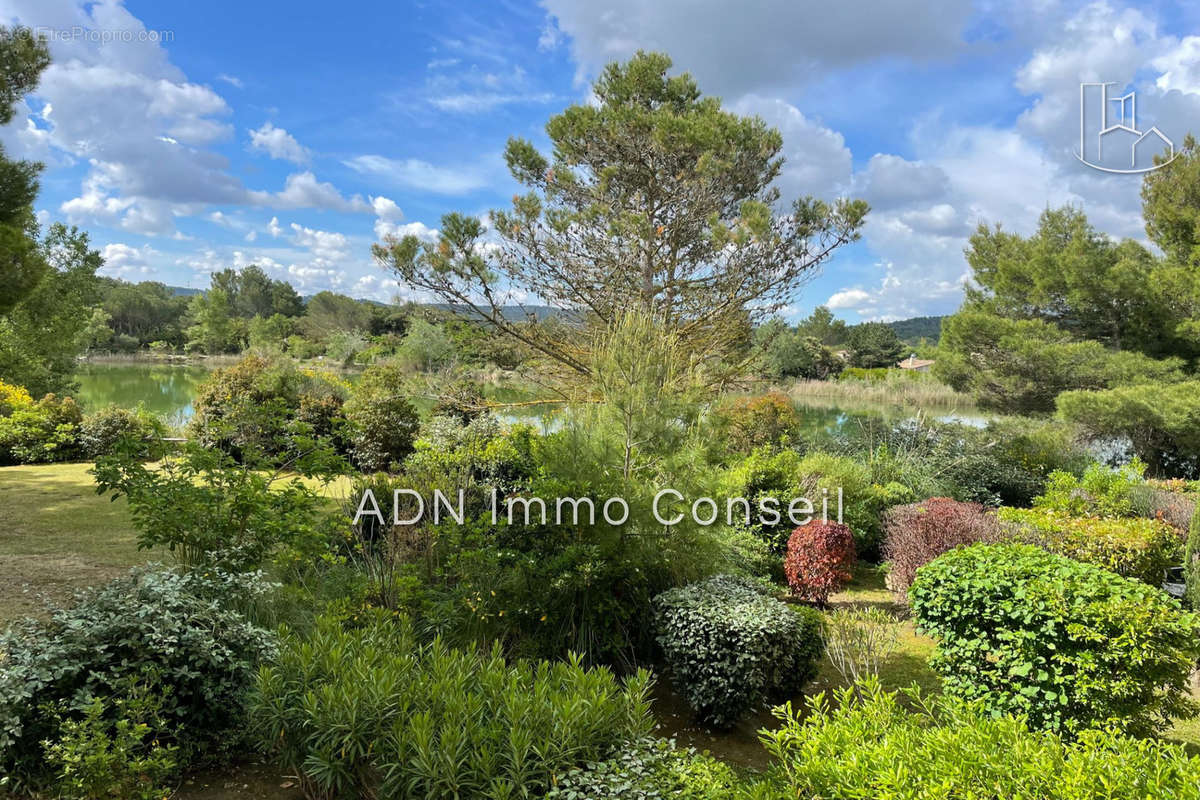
[166,285,204,297]
[161,287,560,322]
[430,303,566,323]
[886,315,944,344]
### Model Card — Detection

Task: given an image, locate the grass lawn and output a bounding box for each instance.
[0,462,145,621]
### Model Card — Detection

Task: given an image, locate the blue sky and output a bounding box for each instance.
[3,0,1200,321]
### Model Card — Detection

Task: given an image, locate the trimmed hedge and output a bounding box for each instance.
[910,543,1200,736]
[997,506,1181,586]
[783,521,855,604]
[653,575,822,728]
[882,497,1001,599]
[755,679,1200,800]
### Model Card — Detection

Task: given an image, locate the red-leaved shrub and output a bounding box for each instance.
[882,497,1001,600]
[784,521,856,604]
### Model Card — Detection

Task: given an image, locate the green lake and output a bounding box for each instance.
[73,362,988,432]
[75,363,212,427]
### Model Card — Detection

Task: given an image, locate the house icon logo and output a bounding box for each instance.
[1076,82,1177,174]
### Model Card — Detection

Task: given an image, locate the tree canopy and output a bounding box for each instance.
[0,25,50,316]
[375,51,867,382]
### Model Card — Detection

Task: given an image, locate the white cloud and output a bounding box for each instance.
[216,73,244,89]
[250,171,371,213]
[248,122,311,164]
[733,96,852,202]
[371,195,404,221]
[289,222,350,261]
[99,242,159,277]
[374,219,439,241]
[345,155,490,195]
[0,0,242,236]
[826,288,871,309]
[267,216,283,237]
[541,0,971,96]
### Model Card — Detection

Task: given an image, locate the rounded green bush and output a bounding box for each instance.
[910,543,1200,736]
[653,575,822,728]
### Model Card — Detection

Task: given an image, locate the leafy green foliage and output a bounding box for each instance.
[42,681,179,800]
[1033,459,1147,518]
[754,317,843,379]
[0,391,82,465]
[957,206,1172,355]
[77,403,167,460]
[709,391,803,456]
[93,432,344,572]
[0,225,102,396]
[1185,503,1200,610]
[998,506,1182,586]
[0,25,50,317]
[0,569,275,790]
[251,612,653,800]
[546,737,738,800]
[184,287,244,354]
[935,309,1183,414]
[931,416,1088,507]
[910,543,1200,736]
[754,678,1200,800]
[187,354,349,459]
[343,361,420,472]
[653,575,822,728]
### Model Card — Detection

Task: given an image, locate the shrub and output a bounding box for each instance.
[754,679,1200,800]
[1186,505,1200,610]
[343,361,421,472]
[42,682,179,800]
[711,392,803,455]
[1137,485,1197,531]
[94,426,345,572]
[546,737,738,800]
[882,497,1001,599]
[910,543,1200,736]
[0,379,32,416]
[931,418,1088,507]
[1034,459,1146,518]
[793,452,889,558]
[250,613,653,800]
[721,447,804,552]
[77,404,167,459]
[0,569,275,790]
[783,521,855,604]
[997,506,1181,586]
[188,355,349,458]
[1057,380,1200,477]
[0,392,82,465]
[653,575,823,728]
